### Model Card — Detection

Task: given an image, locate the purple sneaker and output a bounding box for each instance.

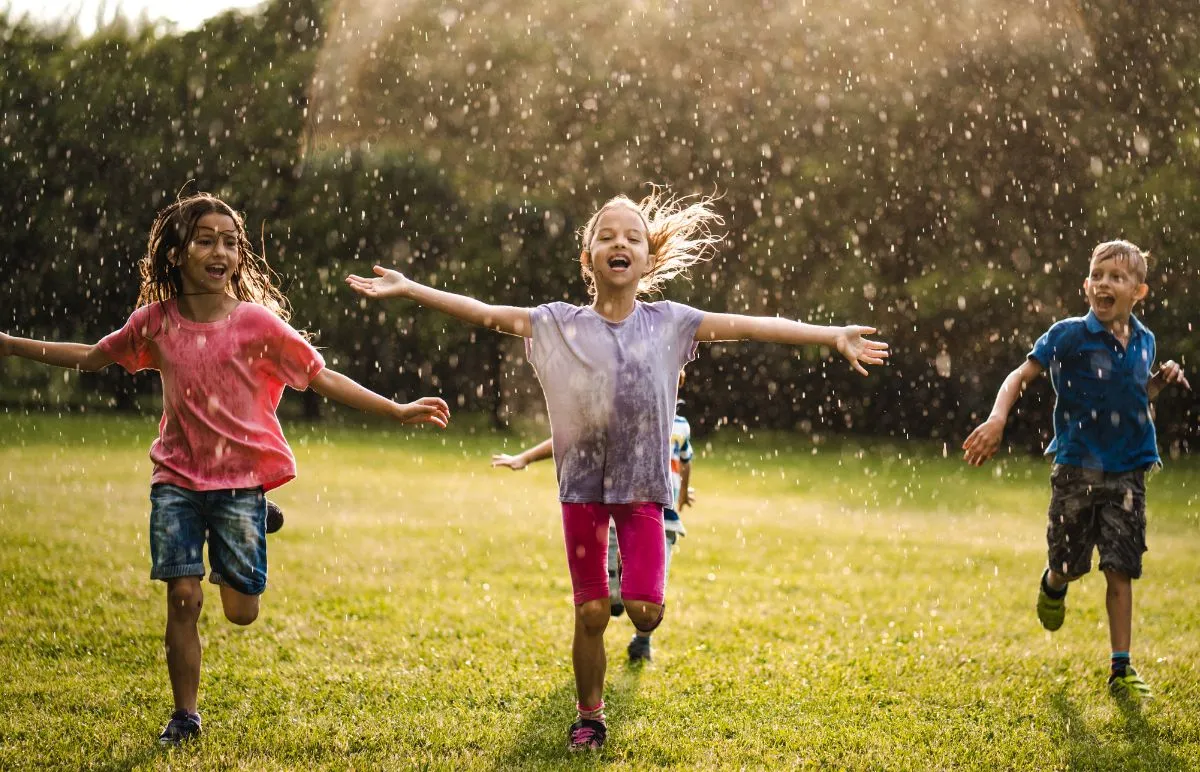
[568,718,607,751]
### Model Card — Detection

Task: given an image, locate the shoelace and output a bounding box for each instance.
[571,725,599,747]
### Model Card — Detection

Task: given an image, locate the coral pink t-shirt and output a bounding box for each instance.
[98,299,324,492]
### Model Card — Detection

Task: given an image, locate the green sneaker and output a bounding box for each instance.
[1109,666,1152,700]
[1036,583,1066,631]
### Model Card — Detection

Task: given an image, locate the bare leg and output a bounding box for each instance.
[219,583,260,626]
[164,577,204,713]
[1104,569,1133,653]
[572,599,610,708]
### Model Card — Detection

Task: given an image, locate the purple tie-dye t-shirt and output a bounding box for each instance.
[525,300,704,506]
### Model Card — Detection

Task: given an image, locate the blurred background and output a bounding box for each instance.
[1,0,1196,453]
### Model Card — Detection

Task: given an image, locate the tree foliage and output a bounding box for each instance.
[1,0,1196,448]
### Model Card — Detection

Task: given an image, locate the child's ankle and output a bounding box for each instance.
[1041,569,1067,598]
[576,700,605,724]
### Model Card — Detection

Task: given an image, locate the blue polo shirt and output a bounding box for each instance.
[1028,311,1159,472]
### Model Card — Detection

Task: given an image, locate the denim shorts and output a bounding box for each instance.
[149,484,268,595]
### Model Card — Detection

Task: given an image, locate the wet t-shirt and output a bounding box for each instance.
[525,301,703,506]
[98,299,324,491]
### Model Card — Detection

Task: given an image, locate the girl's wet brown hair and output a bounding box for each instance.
[137,192,291,322]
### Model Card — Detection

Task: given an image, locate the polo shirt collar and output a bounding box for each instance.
[1084,310,1146,339]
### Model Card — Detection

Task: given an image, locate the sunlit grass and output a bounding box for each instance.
[1,410,1198,770]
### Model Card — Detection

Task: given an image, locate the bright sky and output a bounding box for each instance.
[3,0,265,34]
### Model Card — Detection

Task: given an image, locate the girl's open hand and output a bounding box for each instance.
[491,454,528,470]
[1154,360,1192,392]
[346,265,411,299]
[835,326,889,376]
[398,397,451,428]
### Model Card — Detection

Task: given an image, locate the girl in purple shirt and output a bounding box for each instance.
[347,187,888,751]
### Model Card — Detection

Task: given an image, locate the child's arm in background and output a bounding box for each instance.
[961,359,1044,466]
[694,313,888,375]
[678,459,693,508]
[492,438,553,470]
[346,266,532,337]
[309,368,450,427]
[1148,359,1190,400]
[0,332,114,371]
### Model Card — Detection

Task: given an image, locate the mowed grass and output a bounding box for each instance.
[1,411,1199,770]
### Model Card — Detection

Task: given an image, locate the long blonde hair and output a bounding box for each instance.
[137,192,291,321]
[578,186,725,298]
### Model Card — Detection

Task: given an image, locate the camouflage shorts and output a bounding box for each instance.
[1046,464,1147,580]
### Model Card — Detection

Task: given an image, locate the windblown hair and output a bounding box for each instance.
[1090,239,1150,284]
[578,186,725,298]
[137,192,291,321]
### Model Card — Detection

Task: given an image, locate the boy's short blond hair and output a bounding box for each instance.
[1090,240,1150,284]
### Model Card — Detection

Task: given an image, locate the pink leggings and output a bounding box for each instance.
[562,501,665,606]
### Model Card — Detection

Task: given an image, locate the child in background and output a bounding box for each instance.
[491,370,696,664]
[963,239,1189,701]
[348,187,887,751]
[0,192,449,745]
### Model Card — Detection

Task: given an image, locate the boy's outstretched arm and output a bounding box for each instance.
[346,266,533,337]
[0,332,114,371]
[309,368,450,427]
[1148,359,1191,400]
[962,359,1044,466]
[694,313,888,375]
[491,438,553,470]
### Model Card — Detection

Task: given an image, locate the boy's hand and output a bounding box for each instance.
[491,454,528,470]
[962,416,1005,466]
[834,326,889,376]
[346,265,412,299]
[1153,360,1191,392]
[679,486,696,508]
[397,397,450,427]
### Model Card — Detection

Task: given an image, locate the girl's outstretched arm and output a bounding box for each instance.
[694,313,889,375]
[0,332,114,371]
[309,368,450,428]
[346,266,533,337]
[491,437,553,470]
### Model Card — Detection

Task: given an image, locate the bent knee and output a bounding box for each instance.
[626,601,664,631]
[224,605,259,626]
[166,578,204,616]
[576,599,611,635]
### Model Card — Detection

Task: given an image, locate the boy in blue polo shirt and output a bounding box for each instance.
[962,240,1189,700]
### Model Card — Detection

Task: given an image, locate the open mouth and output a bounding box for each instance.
[1093,294,1115,311]
[607,256,631,271]
[206,264,228,280]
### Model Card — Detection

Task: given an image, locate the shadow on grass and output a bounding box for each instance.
[1050,690,1186,770]
[490,656,646,769]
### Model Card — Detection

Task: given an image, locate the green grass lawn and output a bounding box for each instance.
[1,411,1198,770]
